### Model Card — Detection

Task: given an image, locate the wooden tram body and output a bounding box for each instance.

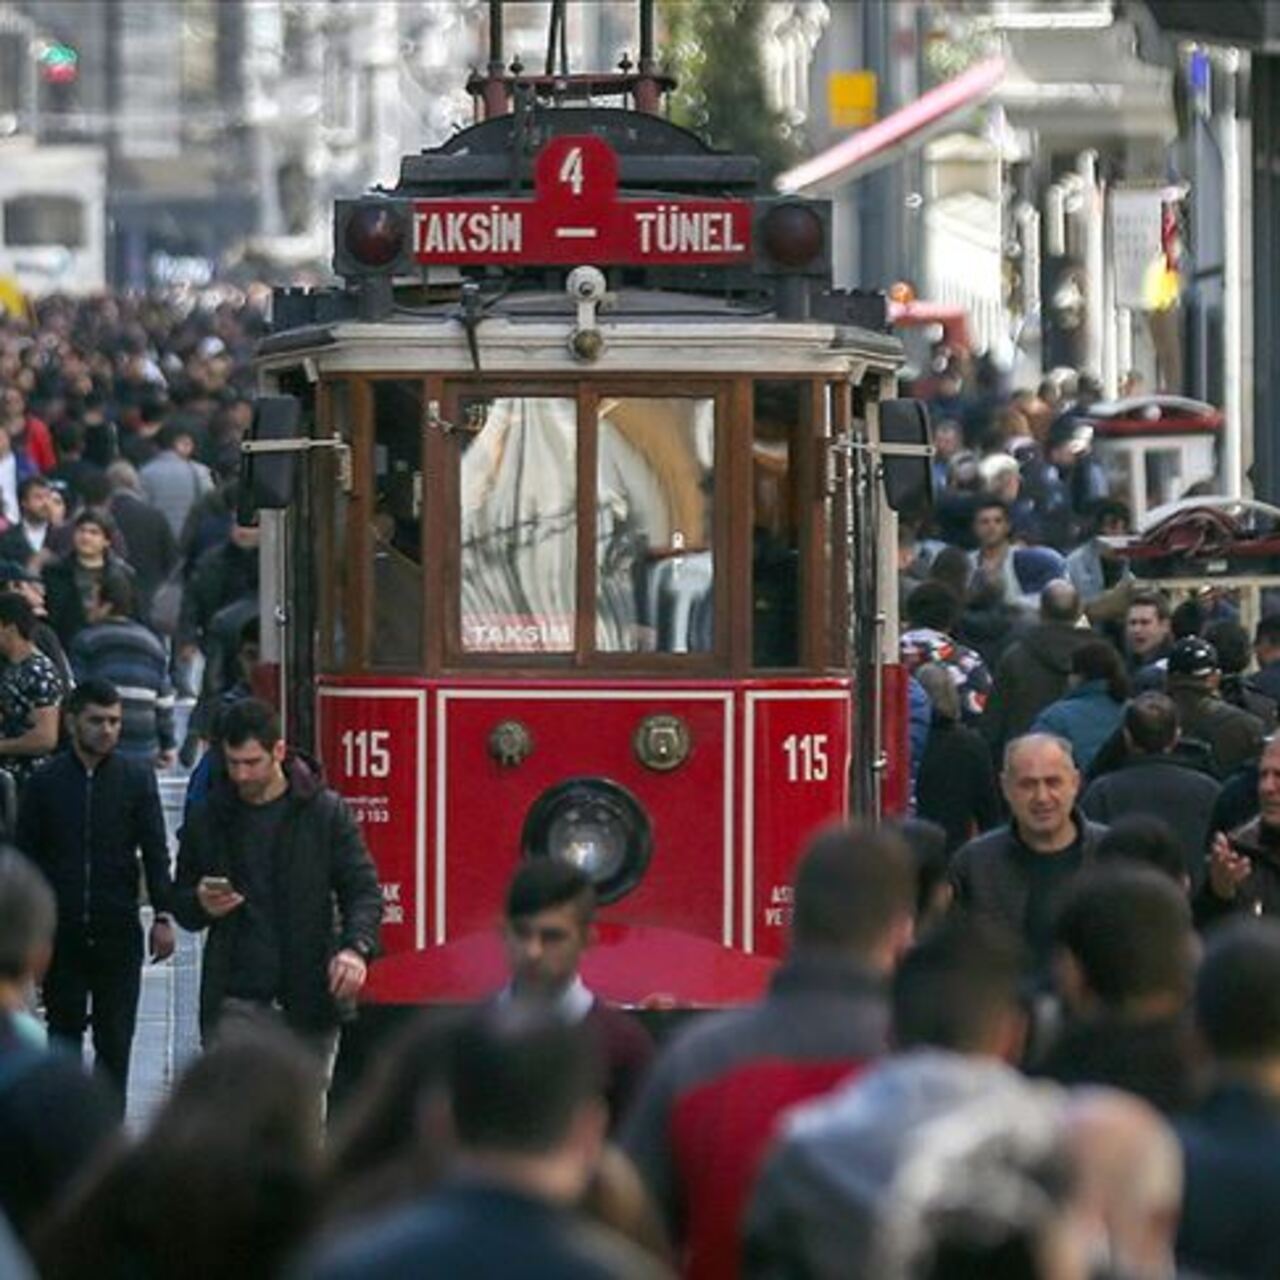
[245,11,928,1011]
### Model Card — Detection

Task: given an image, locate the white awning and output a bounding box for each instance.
[775,58,1007,196]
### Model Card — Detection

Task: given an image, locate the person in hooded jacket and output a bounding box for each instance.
[1031,640,1129,774]
[980,580,1095,758]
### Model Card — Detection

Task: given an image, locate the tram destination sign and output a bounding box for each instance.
[412,135,753,267]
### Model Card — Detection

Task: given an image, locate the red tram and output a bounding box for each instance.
[241,1,930,1014]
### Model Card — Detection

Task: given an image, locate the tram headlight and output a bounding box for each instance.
[343,203,406,268]
[522,779,652,904]
[753,199,829,277]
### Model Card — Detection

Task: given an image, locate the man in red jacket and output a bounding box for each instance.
[622,824,916,1279]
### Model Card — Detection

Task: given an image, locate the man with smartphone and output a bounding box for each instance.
[17,678,175,1112]
[172,698,381,1065]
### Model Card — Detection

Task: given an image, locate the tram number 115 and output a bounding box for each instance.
[782,733,829,783]
[341,729,391,779]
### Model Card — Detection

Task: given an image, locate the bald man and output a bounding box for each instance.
[951,733,1107,974]
[1066,1088,1183,1278]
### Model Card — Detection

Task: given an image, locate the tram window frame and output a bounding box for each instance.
[438,377,732,672]
[317,379,354,670]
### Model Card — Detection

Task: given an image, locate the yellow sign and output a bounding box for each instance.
[0,277,29,322]
[828,70,878,129]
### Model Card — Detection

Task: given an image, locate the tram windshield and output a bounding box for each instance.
[596,396,715,654]
[460,396,577,653]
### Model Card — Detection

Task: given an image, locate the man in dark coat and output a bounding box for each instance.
[951,732,1107,976]
[17,679,175,1109]
[105,460,179,617]
[1176,920,1280,1278]
[1081,692,1221,886]
[1037,866,1196,1113]
[981,579,1095,755]
[1196,736,1280,925]
[300,1006,660,1280]
[172,698,381,1053]
[1251,612,1280,706]
[0,848,118,1244]
[1166,637,1265,780]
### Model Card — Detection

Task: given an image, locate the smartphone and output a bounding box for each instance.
[203,876,235,894]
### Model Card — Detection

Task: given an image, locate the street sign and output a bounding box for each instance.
[411,136,753,267]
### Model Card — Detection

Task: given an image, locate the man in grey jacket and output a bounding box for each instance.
[138,421,213,540]
[743,918,1034,1280]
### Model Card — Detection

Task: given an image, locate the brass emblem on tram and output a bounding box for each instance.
[489,720,533,767]
[633,715,691,772]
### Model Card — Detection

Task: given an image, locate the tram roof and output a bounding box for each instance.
[258,287,904,376]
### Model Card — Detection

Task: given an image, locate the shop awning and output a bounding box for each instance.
[775,57,1007,196]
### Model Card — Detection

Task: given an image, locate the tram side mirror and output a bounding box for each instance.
[879,398,934,517]
[239,395,302,521]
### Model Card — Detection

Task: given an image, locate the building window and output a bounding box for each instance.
[3,196,85,248]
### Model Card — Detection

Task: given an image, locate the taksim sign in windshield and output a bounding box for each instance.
[411,135,753,266]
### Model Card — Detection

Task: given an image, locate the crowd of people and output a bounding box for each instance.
[0,290,265,786]
[4,308,1280,1277]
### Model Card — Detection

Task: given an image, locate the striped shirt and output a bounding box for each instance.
[70,618,175,760]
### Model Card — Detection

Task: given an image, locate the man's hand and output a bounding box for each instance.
[328,948,368,1000]
[196,877,245,919]
[155,749,177,771]
[149,917,176,963]
[1208,832,1253,902]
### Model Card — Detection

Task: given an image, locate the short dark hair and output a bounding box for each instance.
[889,817,950,918]
[1196,919,1280,1062]
[95,571,134,618]
[1094,815,1186,884]
[17,476,49,505]
[1256,613,1280,649]
[1204,619,1252,676]
[1123,692,1178,755]
[1128,591,1171,622]
[1053,866,1192,1008]
[65,678,122,717]
[972,496,1010,523]
[1171,597,1206,641]
[505,860,596,927]
[0,848,54,980]
[791,824,916,954]
[159,421,196,451]
[905,581,960,633]
[218,698,282,751]
[0,593,36,639]
[1070,639,1128,701]
[1088,498,1130,531]
[73,507,113,538]
[891,916,1023,1052]
[449,1005,601,1155]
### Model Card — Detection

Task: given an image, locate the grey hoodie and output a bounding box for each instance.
[743,1051,1036,1280]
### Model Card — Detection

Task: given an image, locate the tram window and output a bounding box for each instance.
[1145,448,1183,512]
[596,397,715,654]
[371,380,424,668]
[752,383,802,667]
[459,396,577,654]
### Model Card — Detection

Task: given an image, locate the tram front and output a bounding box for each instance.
[242,75,930,1015]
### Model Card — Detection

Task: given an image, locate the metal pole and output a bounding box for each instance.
[483,0,507,119]
[635,0,661,114]
[1223,47,1246,497]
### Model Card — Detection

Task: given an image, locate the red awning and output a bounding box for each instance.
[776,57,1007,196]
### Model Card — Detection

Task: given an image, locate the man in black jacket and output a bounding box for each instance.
[951,732,1107,976]
[17,679,174,1110]
[1081,692,1220,886]
[173,699,381,1057]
